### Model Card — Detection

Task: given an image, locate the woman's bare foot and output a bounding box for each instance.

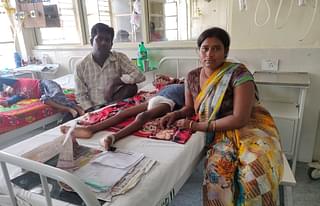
[60,125,93,139]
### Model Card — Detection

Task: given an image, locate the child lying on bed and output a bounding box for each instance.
[0,77,84,118]
[60,83,185,150]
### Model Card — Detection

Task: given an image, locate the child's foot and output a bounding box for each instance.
[99,134,116,150]
[60,125,93,139]
[60,125,70,134]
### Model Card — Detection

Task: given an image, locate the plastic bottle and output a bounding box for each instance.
[13,52,22,68]
[137,42,148,72]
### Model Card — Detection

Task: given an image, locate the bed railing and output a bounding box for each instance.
[157,56,242,78]
[157,56,200,78]
[67,56,83,74]
[0,151,100,206]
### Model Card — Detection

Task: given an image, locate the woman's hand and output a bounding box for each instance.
[160,112,178,129]
[176,119,192,130]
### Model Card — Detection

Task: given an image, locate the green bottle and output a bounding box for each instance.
[137,42,148,71]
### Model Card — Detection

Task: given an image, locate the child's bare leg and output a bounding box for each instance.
[110,103,171,142]
[87,103,148,132]
[60,125,93,139]
[60,103,148,138]
[45,100,78,117]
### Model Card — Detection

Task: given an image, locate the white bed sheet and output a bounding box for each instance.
[0,118,205,206]
[53,74,75,89]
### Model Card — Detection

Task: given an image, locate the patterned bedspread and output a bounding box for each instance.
[79,91,194,144]
[0,88,75,134]
[0,98,57,134]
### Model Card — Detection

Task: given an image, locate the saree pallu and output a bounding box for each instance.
[203,104,283,206]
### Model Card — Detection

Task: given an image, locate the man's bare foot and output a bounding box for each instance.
[69,108,78,118]
[75,105,85,116]
[60,125,93,139]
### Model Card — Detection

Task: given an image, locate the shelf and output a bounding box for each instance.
[260,101,298,120]
[254,71,310,88]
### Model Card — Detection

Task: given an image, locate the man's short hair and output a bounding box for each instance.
[90,23,114,45]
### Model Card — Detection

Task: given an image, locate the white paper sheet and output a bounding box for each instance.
[73,150,145,192]
[92,150,144,169]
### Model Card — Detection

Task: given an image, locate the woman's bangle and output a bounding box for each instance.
[189,120,194,130]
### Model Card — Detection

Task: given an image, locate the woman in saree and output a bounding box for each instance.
[160,27,283,205]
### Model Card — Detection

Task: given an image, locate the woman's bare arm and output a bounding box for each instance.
[184,81,256,132]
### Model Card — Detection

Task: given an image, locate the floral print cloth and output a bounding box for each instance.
[188,63,283,206]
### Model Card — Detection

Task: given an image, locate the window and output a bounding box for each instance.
[85,0,111,36]
[147,0,228,42]
[35,0,81,44]
[85,0,143,43]
[147,0,188,42]
[33,0,228,45]
[0,7,15,69]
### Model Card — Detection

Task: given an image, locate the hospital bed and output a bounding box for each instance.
[0,118,206,206]
[0,56,295,206]
[0,57,82,148]
[0,98,63,149]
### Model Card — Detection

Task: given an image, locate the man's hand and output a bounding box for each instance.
[105,77,123,102]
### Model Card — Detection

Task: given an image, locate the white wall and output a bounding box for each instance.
[31,0,320,162]
[230,0,320,48]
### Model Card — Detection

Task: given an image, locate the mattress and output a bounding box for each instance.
[53,74,75,89]
[0,119,205,206]
[0,98,57,134]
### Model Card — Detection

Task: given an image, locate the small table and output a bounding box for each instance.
[254,71,310,174]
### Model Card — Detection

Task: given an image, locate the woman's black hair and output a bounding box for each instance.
[197,27,230,55]
[90,23,114,45]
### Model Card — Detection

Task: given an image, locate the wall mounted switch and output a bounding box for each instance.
[261,59,279,71]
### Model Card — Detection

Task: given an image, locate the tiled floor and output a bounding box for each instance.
[172,160,320,206]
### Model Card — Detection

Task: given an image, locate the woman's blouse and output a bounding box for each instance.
[186,63,257,118]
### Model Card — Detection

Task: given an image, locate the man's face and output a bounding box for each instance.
[92,32,113,54]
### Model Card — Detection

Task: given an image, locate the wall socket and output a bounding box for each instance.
[261,59,279,71]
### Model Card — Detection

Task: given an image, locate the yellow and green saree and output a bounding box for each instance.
[194,62,283,206]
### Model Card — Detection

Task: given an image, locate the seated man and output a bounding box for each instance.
[75,23,145,111]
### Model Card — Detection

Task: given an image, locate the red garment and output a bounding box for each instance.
[14,78,41,99]
[78,92,194,144]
